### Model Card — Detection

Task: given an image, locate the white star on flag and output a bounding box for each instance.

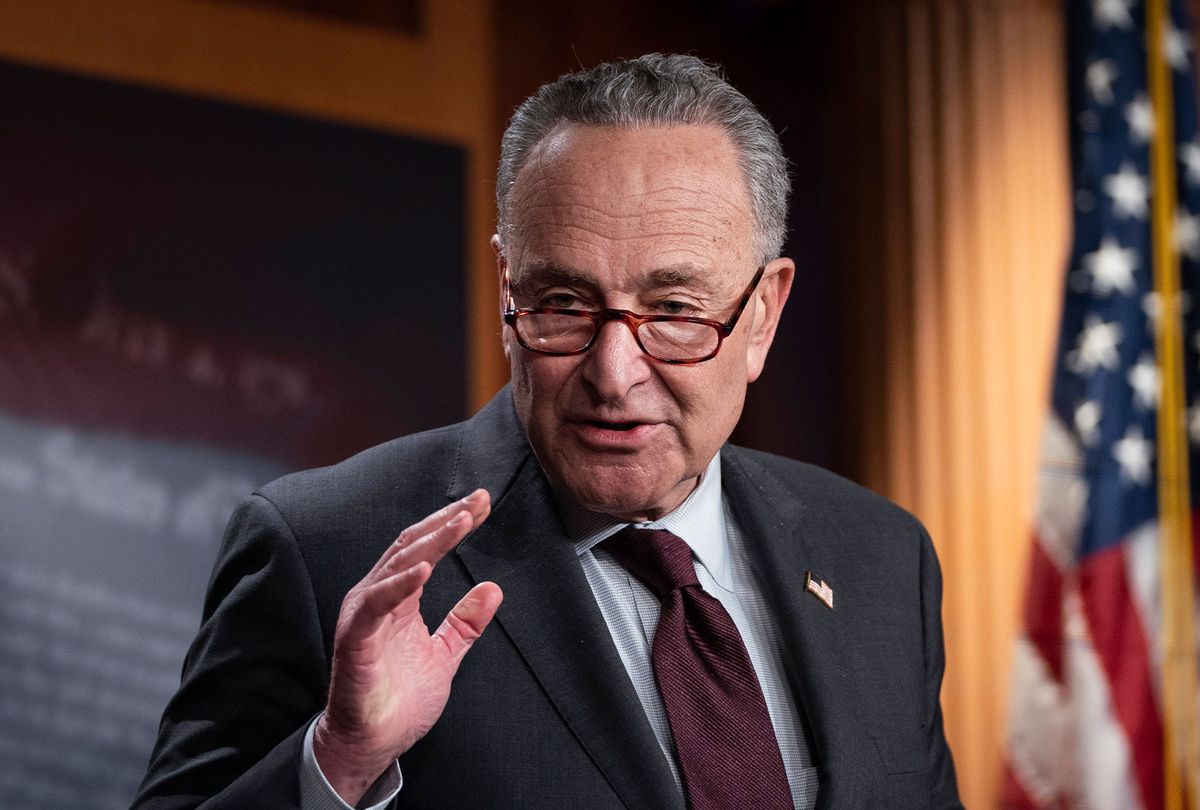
[1081,236,1139,295]
[1190,402,1200,445]
[1068,315,1124,373]
[1113,424,1154,485]
[1104,162,1150,219]
[1128,353,1161,410]
[1176,210,1200,260]
[1144,292,1164,334]
[1086,59,1118,104]
[1182,140,1200,186]
[1093,0,1134,30]
[1125,93,1155,143]
[1166,20,1193,72]
[1075,400,1103,446]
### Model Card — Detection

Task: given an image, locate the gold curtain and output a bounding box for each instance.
[838,1,1070,805]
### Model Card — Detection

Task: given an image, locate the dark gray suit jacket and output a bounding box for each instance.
[135,386,961,809]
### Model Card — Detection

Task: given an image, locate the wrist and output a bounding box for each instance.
[312,713,395,806]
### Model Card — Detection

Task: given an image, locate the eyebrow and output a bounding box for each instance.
[515,262,595,289]
[645,264,717,292]
[515,261,720,294]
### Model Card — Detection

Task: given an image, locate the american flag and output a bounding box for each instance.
[1003,0,1200,807]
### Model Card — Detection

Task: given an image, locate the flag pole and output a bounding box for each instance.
[1145,0,1200,806]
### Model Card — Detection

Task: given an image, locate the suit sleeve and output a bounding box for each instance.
[132,493,332,810]
[918,525,964,809]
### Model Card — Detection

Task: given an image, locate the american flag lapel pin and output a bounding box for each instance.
[805,570,834,609]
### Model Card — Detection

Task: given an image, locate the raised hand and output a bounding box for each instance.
[312,489,503,805]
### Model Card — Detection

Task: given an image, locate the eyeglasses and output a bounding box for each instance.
[502,266,765,364]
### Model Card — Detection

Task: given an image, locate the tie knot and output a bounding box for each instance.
[601,527,699,598]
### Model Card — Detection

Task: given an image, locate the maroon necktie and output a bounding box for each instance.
[602,527,794,810]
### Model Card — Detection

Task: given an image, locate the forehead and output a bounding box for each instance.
[505,124,755,285]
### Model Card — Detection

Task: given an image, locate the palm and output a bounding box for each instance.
[334,586,463,750]
[315,490,503,803]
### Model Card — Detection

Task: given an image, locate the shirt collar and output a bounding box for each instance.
[555,452,732,589]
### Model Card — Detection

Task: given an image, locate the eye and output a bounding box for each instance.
[540,292,583,309]
[657,299,695,316]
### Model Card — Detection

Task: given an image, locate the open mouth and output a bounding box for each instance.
[586,420,643,431]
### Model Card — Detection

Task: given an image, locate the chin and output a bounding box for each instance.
[554,458,690,521]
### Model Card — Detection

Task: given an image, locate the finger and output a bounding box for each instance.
[391,490,488,558]
[432,581,504,665]
[366,489,490,581]
[364,497,491,616]
[349,561,434,634]
[367,490,488,578]
[399,499,491,571]
[368,516,467,589]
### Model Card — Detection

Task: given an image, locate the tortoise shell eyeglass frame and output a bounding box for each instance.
[501,265,767,365]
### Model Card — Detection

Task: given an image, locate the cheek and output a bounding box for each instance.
[510,353,575,417]
[671,358,748,442]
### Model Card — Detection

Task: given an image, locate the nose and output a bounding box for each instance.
[580,318,653,402]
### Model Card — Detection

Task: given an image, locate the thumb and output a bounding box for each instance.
[433,581,503,665]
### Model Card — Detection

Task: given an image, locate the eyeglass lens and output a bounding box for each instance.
[514,314,719,360]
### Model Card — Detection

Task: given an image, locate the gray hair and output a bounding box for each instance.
[496,53,790,264]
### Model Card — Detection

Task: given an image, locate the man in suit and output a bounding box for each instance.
[136,54,961,809]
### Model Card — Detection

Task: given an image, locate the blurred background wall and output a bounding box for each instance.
[0,0,1087,807]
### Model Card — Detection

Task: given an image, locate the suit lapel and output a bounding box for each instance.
[450,389,683,810]
[721,448,869,808]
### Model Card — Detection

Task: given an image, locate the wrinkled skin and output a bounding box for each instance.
[499,123,794,521]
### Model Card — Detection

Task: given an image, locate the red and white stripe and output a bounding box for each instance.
[1004,415,1164,810]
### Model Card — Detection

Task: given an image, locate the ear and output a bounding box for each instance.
[745,257,794,383]
[493,235,514,361]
